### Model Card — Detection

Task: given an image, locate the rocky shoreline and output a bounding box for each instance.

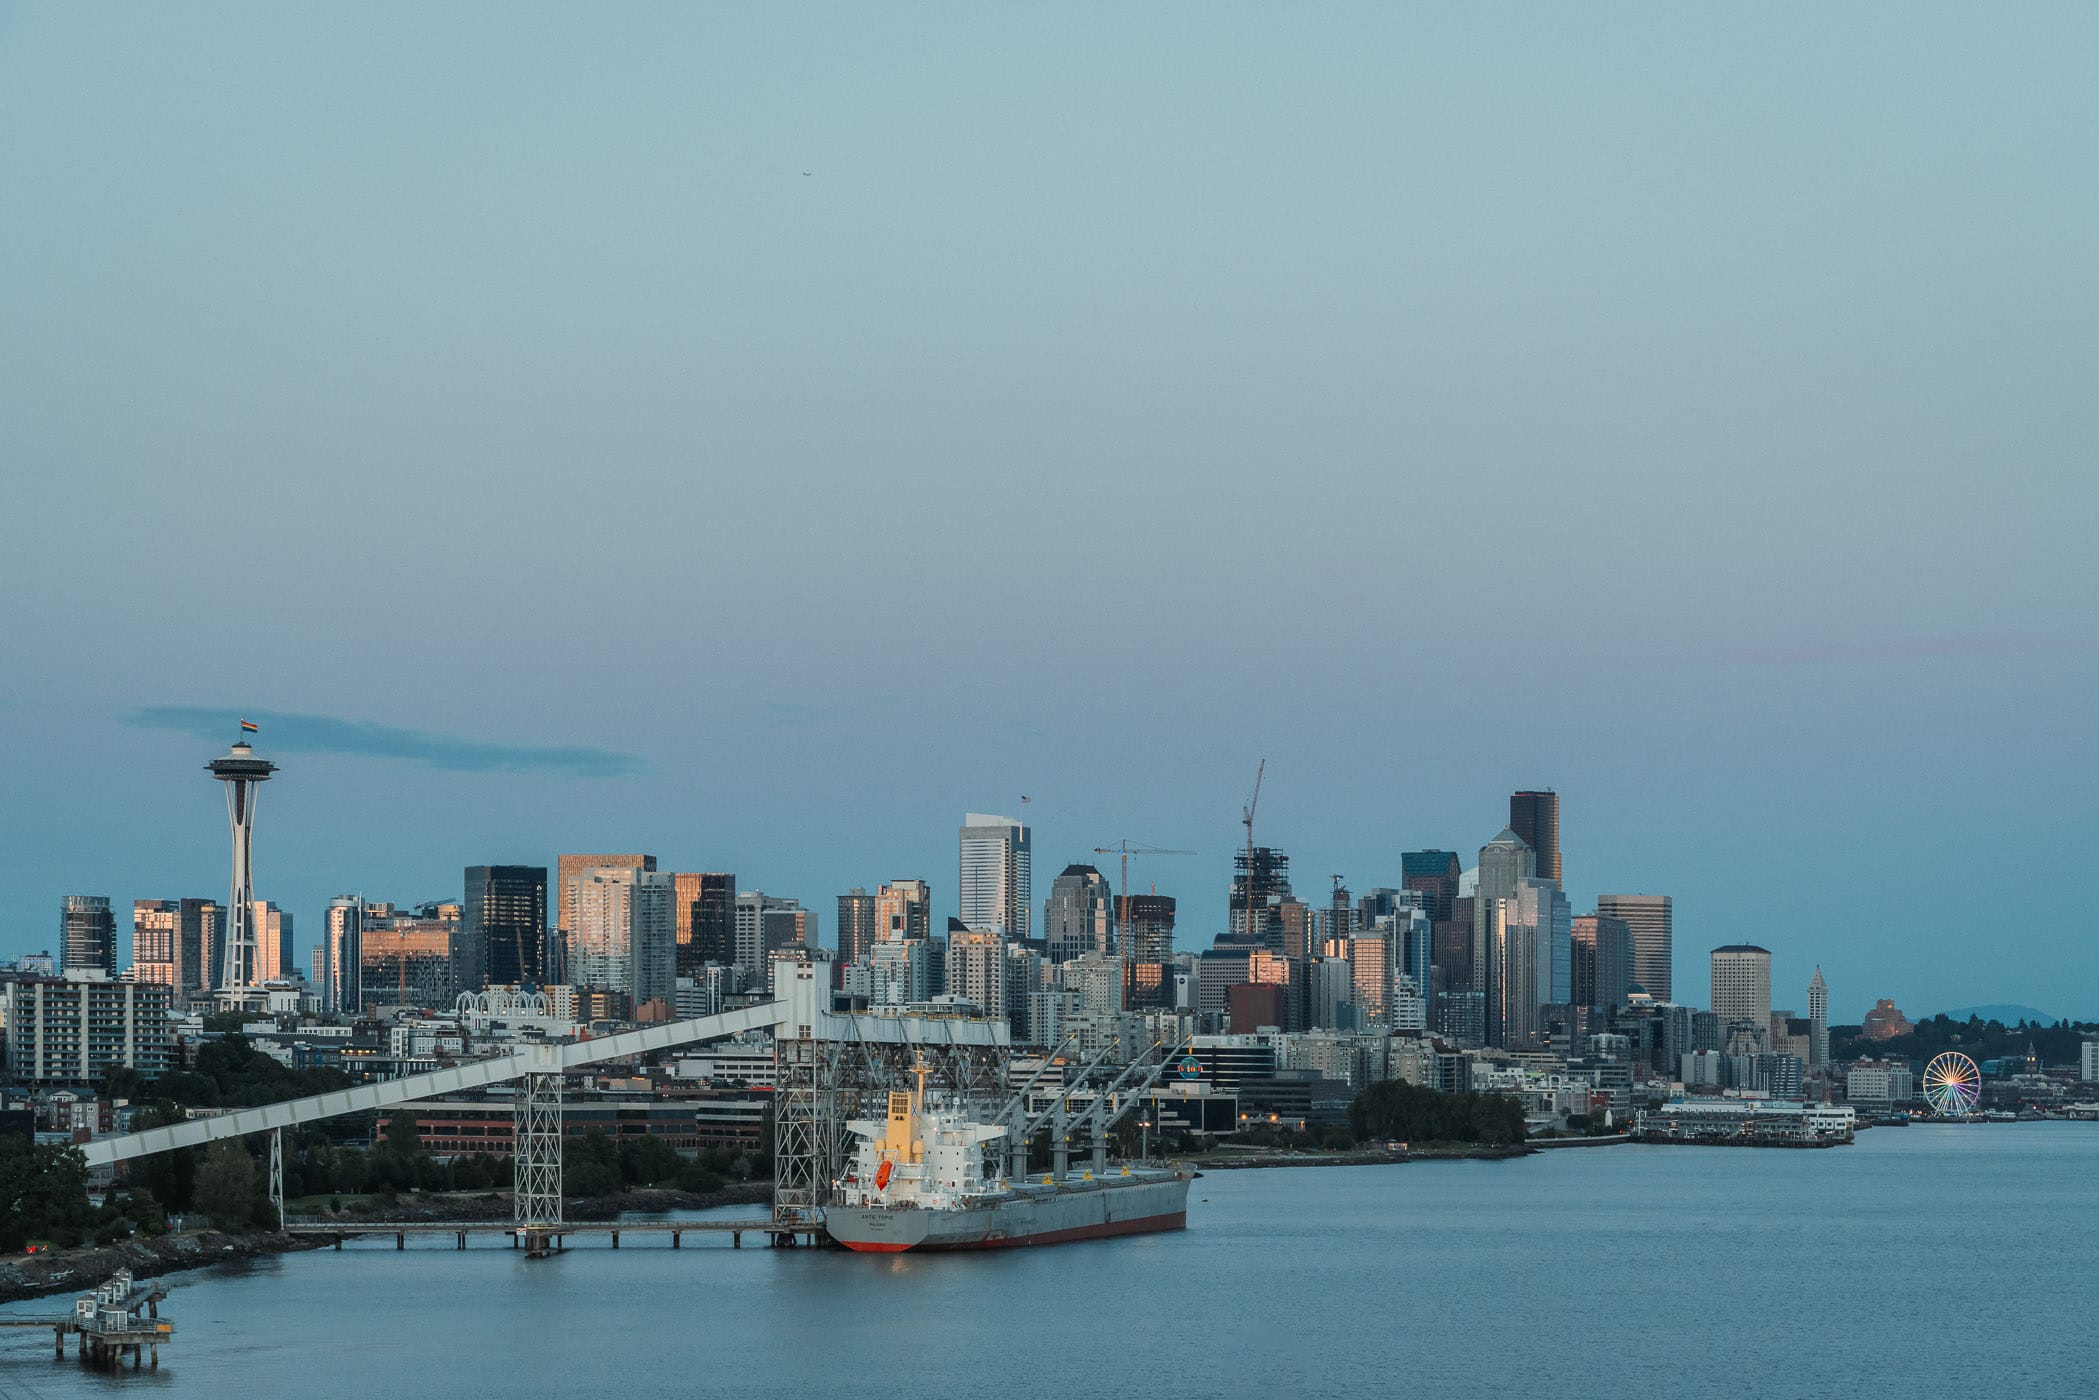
[0,1182,775,1306]
[1192,1143,1534,1169]
[0,1229,329,1307]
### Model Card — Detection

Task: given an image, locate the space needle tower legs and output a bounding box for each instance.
[207,725,277,997]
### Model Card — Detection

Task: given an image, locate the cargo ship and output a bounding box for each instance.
[825,1063,1190,1252]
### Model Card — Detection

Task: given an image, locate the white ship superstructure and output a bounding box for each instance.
[827,1060,1189,1252]
[836,1063,1009,1212]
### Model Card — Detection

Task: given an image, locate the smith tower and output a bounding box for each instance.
[207,726,277,991]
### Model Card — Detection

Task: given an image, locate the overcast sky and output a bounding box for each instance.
[3,4,2094,1020]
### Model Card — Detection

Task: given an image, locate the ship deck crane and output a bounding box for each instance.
[1005,1034,1190,1180]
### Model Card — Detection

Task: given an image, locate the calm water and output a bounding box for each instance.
[3,1123,2091,1398]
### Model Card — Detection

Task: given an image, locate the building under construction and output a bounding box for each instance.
[1229,846,1293,946]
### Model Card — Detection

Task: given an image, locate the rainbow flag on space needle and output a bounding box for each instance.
[240,719,259,733]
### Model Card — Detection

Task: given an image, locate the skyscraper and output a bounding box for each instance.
[568,866,676,1015]
[1378,895,1434,1006]
[679,872,736,971]
[1808,966,1829,1070]
[733,891,812,971]
[673,873,703,950]
[869,934,936,1005]
[467,865,551,989]
[360,903,460,1011]
[1498,877,1569,1049]
[60,896,116,977]
[250,902,293,984]
[837,889,878,966]
[1229,846,1293,945]
[1043,864,1113,962]
[132,900,179,988]
[557,853,657,949]
[875,879,932,943]
[1123,893,1176,963]
[177,899,222,999]
[946,928,1008,1016]
[670,871,735,974]
[1508,791,1561,883]
[1410,856,1477,1041]
[1571,913,1633,1011]
[207,732,277,993]
[958,814,1031,937]
[1598,893,1673,1002]
[1400,851,1461,924]
[325,896,364,1013]
[1711,944,1773,1041]
[1323,881,1356,946]
[1474,829,1535,1046]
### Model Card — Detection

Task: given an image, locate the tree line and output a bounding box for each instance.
[0,1136,169,1252]
[1348,1080,1528,1146]
[1832,1014,2098,1067]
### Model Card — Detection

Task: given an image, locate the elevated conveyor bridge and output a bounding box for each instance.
[82,960,1006,1247]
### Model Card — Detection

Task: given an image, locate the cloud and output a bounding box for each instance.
[124,706,644,778]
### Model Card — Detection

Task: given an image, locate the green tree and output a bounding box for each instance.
[563,1131,624,1198]
[102,1066,149,1103]
[675,1160,726,1195]
[381,1110,423,1157]
[195,1140,258,1230]
[129,1102,198,1213]
[618,1134,683,1187]
[154,1070,221,1107]
[1349,1080,1527,1147]
[0,1137,93,1252]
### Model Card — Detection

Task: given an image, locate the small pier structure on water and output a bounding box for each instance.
[0,1269,174,1368]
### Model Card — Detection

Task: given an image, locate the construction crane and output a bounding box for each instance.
[1092,841,1194,1007]
[1239,759,1265,939]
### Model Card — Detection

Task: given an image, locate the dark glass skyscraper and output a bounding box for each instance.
[684,873,737,972]
[1571,913,1632,1011]
[61,895,115,975]
[1508,791,1562,883]
[466,865,550,989]
[1400,851,1461,924]
[180,897,223,996]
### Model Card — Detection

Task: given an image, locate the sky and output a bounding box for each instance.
[3,4,2095,1022]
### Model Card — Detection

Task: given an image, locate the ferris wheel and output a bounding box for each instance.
[1922,1052,1982,1116]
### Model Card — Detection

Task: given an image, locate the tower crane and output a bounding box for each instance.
[1239,759,1265,939]
[1092,841,1195,1007]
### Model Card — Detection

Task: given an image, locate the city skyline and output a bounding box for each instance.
[4,12,2098,1396]
[4,7,2095,1021]
[0,726,2028,1025]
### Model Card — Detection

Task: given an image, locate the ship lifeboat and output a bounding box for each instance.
[875,1159,894,1190]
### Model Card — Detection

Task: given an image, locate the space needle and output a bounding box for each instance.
[208,722,277,996]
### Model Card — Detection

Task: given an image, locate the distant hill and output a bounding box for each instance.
[1934,1004,2064,1026]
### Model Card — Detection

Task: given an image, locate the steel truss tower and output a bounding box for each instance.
[514,1062,564,1252]
[207,734,277,992]
[765,957,1014,1240]
[771,1033,846,1239]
